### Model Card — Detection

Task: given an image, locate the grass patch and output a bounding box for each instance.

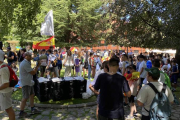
[14,65,94,105]
[12,88,96,105]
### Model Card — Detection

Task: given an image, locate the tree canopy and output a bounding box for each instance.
[105,0,180,49]
[1,0,180,49]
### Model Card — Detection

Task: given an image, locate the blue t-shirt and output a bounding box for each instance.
[146,60,152,69]
[94,73,130,119]
[56,54,63,64]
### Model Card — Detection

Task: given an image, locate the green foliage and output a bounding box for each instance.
[105,0,180,49]
[41,0,104,46]
[1,0,106,47]
[0,0,42,41]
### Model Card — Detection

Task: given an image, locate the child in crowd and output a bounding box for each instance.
[11,62,18,75]
[75,52,81,76]
[124,65,140,119]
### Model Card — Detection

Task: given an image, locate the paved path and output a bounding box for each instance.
[0,103,180,120]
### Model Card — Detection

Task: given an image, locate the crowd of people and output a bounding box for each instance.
[0,42,179,120]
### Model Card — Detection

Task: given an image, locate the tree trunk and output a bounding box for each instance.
[175,49,180,66]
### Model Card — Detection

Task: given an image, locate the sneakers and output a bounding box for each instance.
[133,112,141,117]
[126,115,135,120]
[31,108,42,115]
[19,111,30,118]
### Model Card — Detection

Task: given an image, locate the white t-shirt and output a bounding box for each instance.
[48,54,57,67]
[0,63,12,93]
[163,58,168,64]
[161,64,171,72]
[40,54,47,66]
[137,82,174,116]
[138,60,147,78]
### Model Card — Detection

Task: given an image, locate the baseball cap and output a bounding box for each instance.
[145,67,160,78]
[0,50,5,62]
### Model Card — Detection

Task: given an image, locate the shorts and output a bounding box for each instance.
[22,85,35,99]
[40,66,46,73]
[57,64,62,70]
[0,91,12,111]
[171,75,178,84]
[48,67,55,72]
[128,95,135,103]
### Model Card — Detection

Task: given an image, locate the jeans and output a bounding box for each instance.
[88,65,91,79]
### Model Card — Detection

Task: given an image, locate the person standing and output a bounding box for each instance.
[94,57,131,120]
[6,47,15,66]
[26,45,33,54]
[18,48,26,66]
[19,52,41,118]
[63,50,74,77]
[89,61,109,120]
[46,49,57,78]
[75,52,81,76]
[53,50,58,77]
[0,49,15,120]
[138,55,147,89]
[171,59,179,91]
[146,55,154,69]
[137,67,174,120]
[79,51,85,77]
[57,48,63,77]
[72,50,78,76]
[88,52,94,80]
[39,49,48,77]
[120,54,130,106]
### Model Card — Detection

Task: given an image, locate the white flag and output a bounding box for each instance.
[40,10,54,36]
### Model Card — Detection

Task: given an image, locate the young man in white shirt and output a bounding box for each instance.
[0,50,15,120]
[138,55,147,89]
[120,54,130,106]
[137,67,174,120]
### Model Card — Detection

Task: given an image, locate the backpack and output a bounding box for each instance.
[0,64,18,87]
[145,83,171,120]
[160,71,171,89]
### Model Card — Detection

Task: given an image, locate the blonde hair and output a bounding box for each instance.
[77,51,82,58]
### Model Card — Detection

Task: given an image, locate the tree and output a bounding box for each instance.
[0,0,42,41]
[104,0,180,49]
[40,0,105,46]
